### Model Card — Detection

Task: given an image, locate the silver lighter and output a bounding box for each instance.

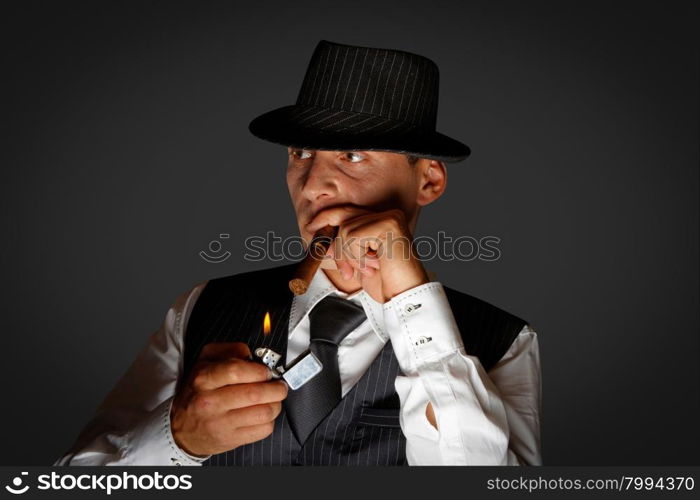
[254,347,323,390]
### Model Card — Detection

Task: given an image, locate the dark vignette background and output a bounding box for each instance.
[1,0,697,466]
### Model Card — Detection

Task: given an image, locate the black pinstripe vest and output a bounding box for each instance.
[181,263,526,466]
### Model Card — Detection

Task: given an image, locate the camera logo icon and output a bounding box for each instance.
[5,472,29,495]
[199,233,232,263]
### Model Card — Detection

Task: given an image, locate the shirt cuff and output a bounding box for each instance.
[127,396,211,466]
[384,281,465,375]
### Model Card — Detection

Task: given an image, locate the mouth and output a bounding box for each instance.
[304,204,337,233]
[304,220,328,237]
[303,202,366,234]
[302,213,318,235]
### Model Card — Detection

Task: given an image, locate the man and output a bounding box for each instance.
[55,40,542,466]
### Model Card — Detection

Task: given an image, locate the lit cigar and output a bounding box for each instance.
[288,224,338,295]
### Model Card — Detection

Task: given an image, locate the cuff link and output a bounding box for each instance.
[414,335,433,347]
[404,303,422,315]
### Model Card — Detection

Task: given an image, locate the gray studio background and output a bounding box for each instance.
[2,0,697,465]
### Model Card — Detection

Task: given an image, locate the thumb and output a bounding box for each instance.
[199,341,252,362]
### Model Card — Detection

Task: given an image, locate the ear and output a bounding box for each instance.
[416,159,447,207]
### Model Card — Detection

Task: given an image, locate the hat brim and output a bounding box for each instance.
[248,105,471,163]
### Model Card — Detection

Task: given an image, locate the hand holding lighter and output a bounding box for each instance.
[254,347,323,390]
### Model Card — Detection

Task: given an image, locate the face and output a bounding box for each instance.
[286,148,440,243]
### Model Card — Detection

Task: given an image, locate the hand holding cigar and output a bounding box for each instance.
[288,224,338,295]
[289,207,430,302]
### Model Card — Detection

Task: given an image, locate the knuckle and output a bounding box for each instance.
[252,362,269,380]
[226,362,242,384]
[254,404,275,423]
[199,343,216,357]
[387,209,404,226]
[191,368,209,390]
[192,393,215,414]
[239,362,262,382]
[232,342,251,356]
[245,384,263,404]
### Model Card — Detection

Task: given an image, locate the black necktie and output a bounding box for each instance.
[284,295,367,444]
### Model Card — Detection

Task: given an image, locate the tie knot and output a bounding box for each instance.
[308,295,367,345]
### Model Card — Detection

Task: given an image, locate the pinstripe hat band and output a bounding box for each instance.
[249,40,471,163]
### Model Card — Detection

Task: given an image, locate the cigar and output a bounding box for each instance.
[289,224,338,295]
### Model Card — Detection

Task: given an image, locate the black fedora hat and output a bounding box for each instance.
[249,40,471,163]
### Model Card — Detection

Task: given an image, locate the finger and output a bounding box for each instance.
[363,253,380,269]
[337,237,379,275]
[353,239,382,270]
[306,205,372,234]
[335,254,355,280]
[330,235,359,280]
[358,267,384,303]
[359,264,376,277]
[226,401,283,427]
[198,342,252,362]
[212,380,288,411]
[229,422,276,449]
[356,259,377,277]
[362,266,378,277]
[204,417,276,451]
[346,252,377,279]
[192,358,272,391]
[338,209,404,242]
[341,251,371,275]
[337,213,384,241]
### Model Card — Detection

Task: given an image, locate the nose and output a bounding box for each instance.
[300,153,339,202]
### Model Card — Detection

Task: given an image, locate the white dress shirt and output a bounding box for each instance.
[54,267,542,466]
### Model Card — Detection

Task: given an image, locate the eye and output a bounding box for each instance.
[342,151,365,163]
[289,148,313,160]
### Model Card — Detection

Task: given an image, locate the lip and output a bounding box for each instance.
[304,216,326,235]
[303,212,319,233]
[304,203,339,232]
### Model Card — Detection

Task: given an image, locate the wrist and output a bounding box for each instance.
[169,403,208,459]
[383,281,465,374]
[383,260,430,300]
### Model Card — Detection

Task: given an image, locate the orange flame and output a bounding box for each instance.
[263,311,271,336]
